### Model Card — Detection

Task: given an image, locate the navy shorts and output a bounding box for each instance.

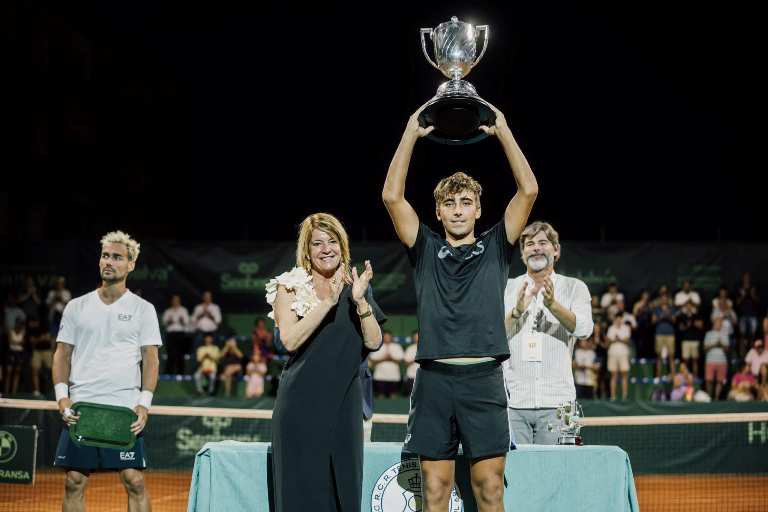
[404,360,511,460]
[53,426,148,471]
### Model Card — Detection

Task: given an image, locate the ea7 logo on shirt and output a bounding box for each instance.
[117,314,132,322]
[119,451,136,461]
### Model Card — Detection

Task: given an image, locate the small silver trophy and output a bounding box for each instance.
[547,400,584,446]
[418,16,496,145]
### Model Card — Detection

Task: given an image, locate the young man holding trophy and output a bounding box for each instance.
[383,26,539,505]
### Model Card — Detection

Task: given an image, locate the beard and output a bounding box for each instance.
[527,254,550,272]
[101,270,125,285]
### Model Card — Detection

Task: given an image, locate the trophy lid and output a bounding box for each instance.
[436,16,466,30]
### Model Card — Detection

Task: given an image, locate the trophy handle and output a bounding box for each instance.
[473,25,489,67]
[420,28,440,70]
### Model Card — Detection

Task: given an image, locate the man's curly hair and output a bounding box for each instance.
[433,171,482,207]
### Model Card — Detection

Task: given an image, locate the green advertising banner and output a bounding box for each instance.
[3,240,768,317]
[0,425,38,485]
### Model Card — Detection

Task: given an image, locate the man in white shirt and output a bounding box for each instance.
[674,279,701,312]
[162,294,191,375]
[191,291,222,343]
[52,230,162,512]
[504,221,594,444]
[600,282,624,321]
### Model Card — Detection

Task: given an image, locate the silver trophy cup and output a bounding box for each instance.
[418,16,496,145]
[547,400,584,446]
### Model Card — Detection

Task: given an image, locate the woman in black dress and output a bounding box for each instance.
[267,212,384,511]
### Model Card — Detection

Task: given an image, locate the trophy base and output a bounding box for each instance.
[557,435,583,446]
[418,80,496,145]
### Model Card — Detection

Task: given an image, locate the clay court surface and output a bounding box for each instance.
[2,471,766,511]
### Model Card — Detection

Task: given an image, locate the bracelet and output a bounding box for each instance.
[137,390,154,410]
[54,383,69,402]
[358,305,373,319]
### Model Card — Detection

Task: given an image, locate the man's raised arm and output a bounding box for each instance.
[382,106,434,248]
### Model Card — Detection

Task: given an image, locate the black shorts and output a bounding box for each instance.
[404,360,510,460]
[53,426,148,471]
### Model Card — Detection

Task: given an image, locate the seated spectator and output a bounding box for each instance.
[607,315,632,400]
[245,350,268,398]
[368,330,403,398]
[28,317,53,397]
[670,362,694,401]
[677,301,704,376]
[704,318,729,400]
[218,338,244,397]
[4,318,27,395]
[652,295,677,377]
[45,276,71,336]
[573,338,599,399]
[674,280,701,312]
[194,334,220,396]
[251,318,275,360]
[745,338,768,378]
[403,331,419,396]
[728,362,756,401]
[756,363,768,401]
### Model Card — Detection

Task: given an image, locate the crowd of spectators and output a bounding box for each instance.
[576,272,768,401]
[3,271,767,402]
[1,281,279,400]
[2,276,67,397]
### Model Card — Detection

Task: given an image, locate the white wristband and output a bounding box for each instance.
[137,390,153,410]
[54,383,69,402]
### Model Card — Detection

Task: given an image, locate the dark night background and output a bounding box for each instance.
[2,1,765,243]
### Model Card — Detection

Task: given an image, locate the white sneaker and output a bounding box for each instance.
[32,391,42,397]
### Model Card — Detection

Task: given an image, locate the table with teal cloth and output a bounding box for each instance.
[187,441,639,511]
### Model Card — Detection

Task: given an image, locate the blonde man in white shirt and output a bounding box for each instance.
[52,230,161,512]
[504,221,594,444]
